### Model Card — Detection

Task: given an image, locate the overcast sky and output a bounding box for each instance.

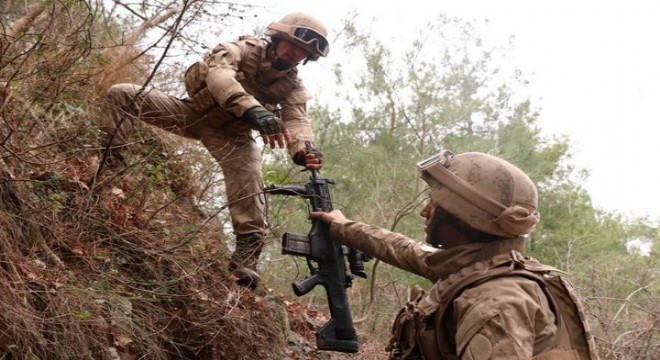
[239,0,660,221]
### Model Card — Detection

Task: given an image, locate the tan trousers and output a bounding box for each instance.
[100,83,266,236]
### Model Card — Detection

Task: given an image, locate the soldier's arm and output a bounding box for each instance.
[205,42,260,117]
[328,218,438,280]
[279,80,316,155]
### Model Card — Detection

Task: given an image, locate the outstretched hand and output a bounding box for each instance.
[309,210,346,224]
[262,130,293,149]
[240,105,292,149]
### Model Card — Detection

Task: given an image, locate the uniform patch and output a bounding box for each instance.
[464,334,492,360]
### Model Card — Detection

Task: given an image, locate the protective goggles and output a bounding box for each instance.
[291,27,329,56]
[416,150,454,171]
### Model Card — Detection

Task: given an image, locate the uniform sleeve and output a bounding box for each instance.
[329,218,438,280]
[280,79,315,154]
[453,277,557,360]
[205,42,260,117]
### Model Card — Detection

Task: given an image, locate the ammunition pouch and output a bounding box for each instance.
[184,60,208,96]
[190,87,217,114]
[386,290,441,360]
[184,61,218,114]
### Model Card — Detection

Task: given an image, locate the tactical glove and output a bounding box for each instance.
[240,105,286,136]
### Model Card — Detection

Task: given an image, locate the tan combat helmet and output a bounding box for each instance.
[265,12,329,61]
[417,151,540,238]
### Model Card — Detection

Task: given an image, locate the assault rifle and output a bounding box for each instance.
[264,169,368,353]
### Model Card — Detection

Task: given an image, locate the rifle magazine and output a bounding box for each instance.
[281,232,311,256]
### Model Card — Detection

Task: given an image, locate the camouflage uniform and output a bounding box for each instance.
[326,219,597,359]
[100,33,322,291]
[102,34,316,234]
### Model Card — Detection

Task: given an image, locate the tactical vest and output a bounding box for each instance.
[387,251,598,360]
[183,36,299,115]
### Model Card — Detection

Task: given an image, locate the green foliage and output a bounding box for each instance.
[306,16,574,239]
[4,0,653,356]
[266,14,658,358]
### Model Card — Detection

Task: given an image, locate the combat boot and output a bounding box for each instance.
[228,233,264,290]
[98,130,128,170]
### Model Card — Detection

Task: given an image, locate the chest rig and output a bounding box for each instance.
[184,36,299,115]
[387,251,597,360]
[235,36,298,108]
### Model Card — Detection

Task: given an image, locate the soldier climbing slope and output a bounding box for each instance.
[101,12,327,289]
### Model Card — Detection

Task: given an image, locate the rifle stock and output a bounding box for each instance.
[264,169,368,353]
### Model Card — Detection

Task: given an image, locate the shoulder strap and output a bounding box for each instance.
[417,252,526,315]
[419,251,563,358]
[234,38,299,104]
[423,251,596,360]
[237,36,263,77]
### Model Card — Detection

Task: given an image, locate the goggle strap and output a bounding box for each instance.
[424,165,507,218]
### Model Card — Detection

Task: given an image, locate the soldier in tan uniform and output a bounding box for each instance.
[100,13,329,289]
[311,151,598,359]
